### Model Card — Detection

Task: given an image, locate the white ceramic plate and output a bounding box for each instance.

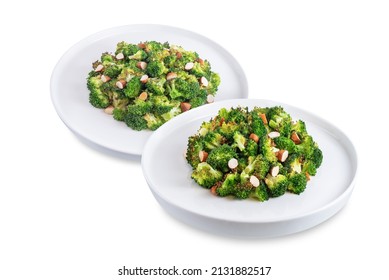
[50,25,248,156]
[142,99,358,238]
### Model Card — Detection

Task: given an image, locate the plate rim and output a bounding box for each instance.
[50,24,249,156]
[142,98,358,225]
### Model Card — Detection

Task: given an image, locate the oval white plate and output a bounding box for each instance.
[142,99,358,238]
[50,24,248,156]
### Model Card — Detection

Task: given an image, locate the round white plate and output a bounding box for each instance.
[50,24,248,156]
[142,99,358,238]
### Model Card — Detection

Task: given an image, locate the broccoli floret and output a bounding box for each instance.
[103,64,122,78]
[113,108,126,121]
[267,106,292,136]
[186,134,204,169]
[216,173,239,197]
[264,174,288,197]
[190,60,211,78]
[291,120,307,136]
[287,173,307,194]
[123,77,142,98]
[250,111,268,138]
[116,42,139,56]
[203,132,226,151]
[302,160,318,176]
[207,72,221,94]
[240,155,270,181]
[127,99,152,116]
[191,162,223,188]
[101,52,114,64]
[206,144,237,173]
[237,157,248,173]
[147,60,167,77]
[128,50,147,60]
[123,61,142,75]
[217,122,241,140]
[144,113,164,130]
[259,137,278,163]
[234,181,255,199]
[295,135,316,158]
[274,136,297,153]
[111,91,129,110]
[251,181,269,202]
[163,55,177,69]
[123,113,147,131]
[310,146,323,168]
[160,106,181,122]
[242,139,258,157]
[233,131,246,151]
[284,154,302,174]
[147,48,170,62]
[226,107,248,124]
[150,95,178,115]
[189,96,207,108]
[166,78,200,100]
[144,41,165,53]
[87,76,109,108]
[145,77,165,95]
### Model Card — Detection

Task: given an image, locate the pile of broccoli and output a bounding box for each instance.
[186,106,323,201]
[87,41,221,130]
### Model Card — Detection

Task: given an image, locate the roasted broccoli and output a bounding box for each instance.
[86,40,221,130]
[191,162,223,188]
[186,106,323,201]
[207,144,237,173]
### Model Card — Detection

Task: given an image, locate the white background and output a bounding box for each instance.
[1,0,388,279]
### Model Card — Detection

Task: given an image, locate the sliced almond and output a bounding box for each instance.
[228,158,238,169]
[206,94,215,103]
[291,132,301,144]
[138,42,146,49]
[277,149,289,162]
[268,131,280,139]
[249,133,259,143]
[270,166,279,177]
[138,91,148,101]
[166,72,177,81]
[104,105,114,115]
[200,76,209,87]
[95,64,104,72]
[140,74,149,84]
[271,147,280,153]
[305,172,311,181]
[116,79,126,89]
[198,151,208,162]
[259,113,268,124]
[101,75,111,83]
[116,53,124,60]
[137,61,147,70]
[250,175,260,187]
[180,102,191,112]
[210,185,218,195]
[184,62,194,70]
[197,58,204,65]
[176,52,182,59]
